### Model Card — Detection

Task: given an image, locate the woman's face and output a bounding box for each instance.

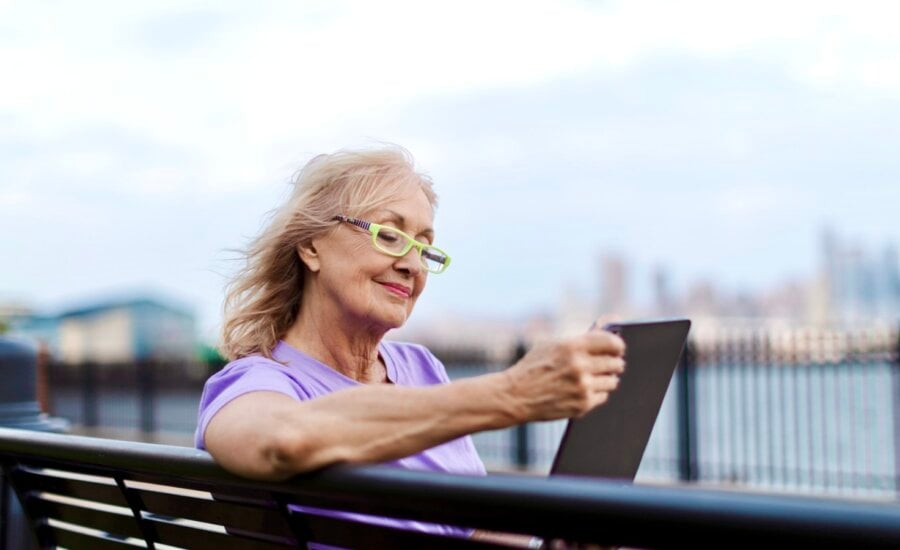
[305,180,435,333]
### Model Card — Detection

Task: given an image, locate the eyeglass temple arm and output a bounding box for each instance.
[421,248,448,265]
[333,215,371,231]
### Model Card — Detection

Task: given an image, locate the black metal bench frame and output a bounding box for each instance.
[3,427,900,549]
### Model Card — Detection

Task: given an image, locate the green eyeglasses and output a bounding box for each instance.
[333,215,452,274]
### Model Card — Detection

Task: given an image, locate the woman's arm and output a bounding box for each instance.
[204,328,625,480]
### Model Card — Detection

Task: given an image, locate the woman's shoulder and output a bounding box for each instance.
[203,353,293,388]
[218,354,284,373]
[199,351,316,407]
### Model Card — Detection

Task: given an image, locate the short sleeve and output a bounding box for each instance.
[194,357,308,450]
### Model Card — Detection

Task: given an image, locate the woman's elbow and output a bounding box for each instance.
[205,423,313,481]
[262,427,316,480]
[261,424,352,480]
[205,400,354,480]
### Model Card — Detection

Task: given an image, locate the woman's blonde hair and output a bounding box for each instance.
[221,145,437,360]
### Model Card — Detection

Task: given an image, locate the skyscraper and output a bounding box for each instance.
[817,226,899,322]
[599,254,629,315]
[652,265,675,316]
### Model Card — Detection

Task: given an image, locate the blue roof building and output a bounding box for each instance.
[9,296,196,364]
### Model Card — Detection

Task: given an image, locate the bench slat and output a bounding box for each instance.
[127,473,280,506]
[14,468,129,508]
[29,495,144,540]
[146,517,292,549]
[133,487,295,541]
[48,525,143,549]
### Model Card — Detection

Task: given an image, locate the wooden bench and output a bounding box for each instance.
[3,427,900,549]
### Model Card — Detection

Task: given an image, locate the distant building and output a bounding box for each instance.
[599,254,629,315]
[8,297,196,364]
[684,280,720,317]
[652,265,675,316]
[819,228,900,323]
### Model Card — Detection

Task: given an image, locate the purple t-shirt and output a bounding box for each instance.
[195,340,486,542]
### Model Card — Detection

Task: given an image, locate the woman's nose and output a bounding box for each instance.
[394,246,424,275]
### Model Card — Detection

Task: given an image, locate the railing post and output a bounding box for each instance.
[893,325,900,496]
[138,360,156,435]
[510,341,530,470]
[1,466,9,550]
[35,343,50,415]
[677,340,698,482]
[82,362,97,428]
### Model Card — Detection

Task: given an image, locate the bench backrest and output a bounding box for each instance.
[6,427,900,550]
[0,429,504,549]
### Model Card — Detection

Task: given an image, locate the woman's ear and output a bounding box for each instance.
[297,240,321,273]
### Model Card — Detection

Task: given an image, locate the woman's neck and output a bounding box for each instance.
[283,296,389,384]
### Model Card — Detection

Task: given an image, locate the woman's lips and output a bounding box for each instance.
[378,282,412,298]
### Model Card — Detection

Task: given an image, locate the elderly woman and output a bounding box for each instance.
[195,145,625,542]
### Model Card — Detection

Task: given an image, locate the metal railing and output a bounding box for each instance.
[42,324,900,497]
[468,325,900,498]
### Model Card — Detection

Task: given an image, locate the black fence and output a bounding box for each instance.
[679,326,900,495]
[43,325,900,498]
[492,325,900,498]
[45,359,213,435]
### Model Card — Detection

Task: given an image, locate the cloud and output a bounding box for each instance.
[712,183,803,221]
[128,8,236,56]
[3,1,897,147]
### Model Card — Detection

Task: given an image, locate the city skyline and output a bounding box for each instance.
[563,225,900,325]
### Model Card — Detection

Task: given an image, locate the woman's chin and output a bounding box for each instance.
[363,310,410,333]
[377,300,415,329]
[384,314,409,331]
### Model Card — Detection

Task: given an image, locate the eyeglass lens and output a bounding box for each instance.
[374,226,446,272]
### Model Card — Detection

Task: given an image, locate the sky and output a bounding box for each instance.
[1,1,899,341]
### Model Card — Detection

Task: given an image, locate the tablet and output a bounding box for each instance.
[549,319,691,479]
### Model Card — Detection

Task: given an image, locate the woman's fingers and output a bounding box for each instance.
[587,355,625,375]
[589,373,620,394]
[580,330,626,357]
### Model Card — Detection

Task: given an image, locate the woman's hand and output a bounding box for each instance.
[500,323,626,423]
